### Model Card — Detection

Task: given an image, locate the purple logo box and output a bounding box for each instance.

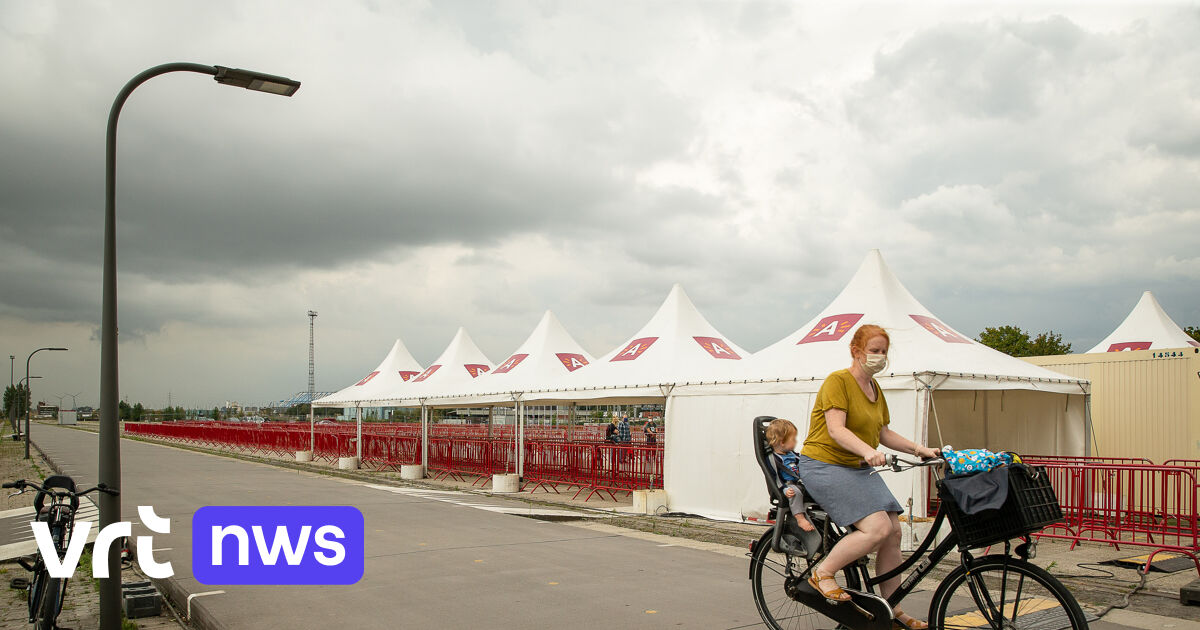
[192,506,364,585]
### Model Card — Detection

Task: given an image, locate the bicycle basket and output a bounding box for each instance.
[936,464,1062,549]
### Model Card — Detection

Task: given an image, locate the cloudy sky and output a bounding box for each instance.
[1,1,1197,409]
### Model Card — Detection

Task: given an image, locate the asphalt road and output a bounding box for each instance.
[27,425,762,629]
[20,425,1181,630]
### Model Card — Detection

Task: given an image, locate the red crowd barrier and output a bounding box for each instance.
[124,421,663,501]
[1024,454,1155,466]
[1034,462,1200,574]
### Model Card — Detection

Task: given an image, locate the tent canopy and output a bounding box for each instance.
[427,310,596,405]
[1087,290,1200,353]
[378,327,494,405]
[523,283,750,401]
[312,338,423,407]
[677,250,1087,396]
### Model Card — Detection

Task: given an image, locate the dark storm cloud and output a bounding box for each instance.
[0,0,719,334]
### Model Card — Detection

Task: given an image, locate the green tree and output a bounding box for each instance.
[211,407,220,421]
[4,384,31,419]
[132,402,144,421]
[1186,326,1200,343]
[118,400,131,421]
[978,325,1072,357]
[1028,331,1072,356]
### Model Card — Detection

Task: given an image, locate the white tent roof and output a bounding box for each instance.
[428,310,596,405]
[378,327,494,403]
[526,284,749,400]
[312,339,424,407]
[694,250,1087,395]
[1087,291,1199,353]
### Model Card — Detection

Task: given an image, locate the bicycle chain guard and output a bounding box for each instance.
[786,579,894,630]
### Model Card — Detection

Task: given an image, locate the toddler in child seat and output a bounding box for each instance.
[766,419,814,532]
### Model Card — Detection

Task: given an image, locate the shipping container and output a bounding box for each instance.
[1025,347,1200,462]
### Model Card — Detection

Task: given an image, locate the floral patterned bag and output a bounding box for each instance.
[940,445,1021,475]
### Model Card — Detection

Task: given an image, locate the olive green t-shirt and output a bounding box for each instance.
[801,369,890,468]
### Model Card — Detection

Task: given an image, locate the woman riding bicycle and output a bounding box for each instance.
[795,324,939,630]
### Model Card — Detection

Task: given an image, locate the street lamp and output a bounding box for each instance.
[26,347,67,459]
[99,62,300,630]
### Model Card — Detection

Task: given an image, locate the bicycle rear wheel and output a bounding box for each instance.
[929,555,1087,630]
[750,530,859,630]
[34,576,62,630]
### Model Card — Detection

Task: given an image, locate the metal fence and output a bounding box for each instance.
[123,421,663,501]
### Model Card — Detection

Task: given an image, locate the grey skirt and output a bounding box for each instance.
[796,454,903,528]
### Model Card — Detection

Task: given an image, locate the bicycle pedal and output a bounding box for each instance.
[9,577,29,590]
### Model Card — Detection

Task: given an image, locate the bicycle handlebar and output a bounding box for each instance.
[883,455,946,472]
[2,479,119,497]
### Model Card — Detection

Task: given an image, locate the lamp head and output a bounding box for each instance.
[214,66,301,96]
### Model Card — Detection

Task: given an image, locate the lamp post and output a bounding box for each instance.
[7,355,14,434]
[25,347,67,459]
[99,62,300,630]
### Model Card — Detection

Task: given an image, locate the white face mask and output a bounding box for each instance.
[861,353,888,375]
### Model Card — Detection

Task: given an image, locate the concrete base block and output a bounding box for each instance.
[1181,579,1200,606]
[492,473,520,493]
[633,489,668,515]
[295,450,312,462]
[400,464,425,480]
[337,456,360,470]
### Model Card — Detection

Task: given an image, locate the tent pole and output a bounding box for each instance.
[569,402,576,442]
[356,406,362,460]
[488,405,494,439]
[420,402,428,470]
[517,400,525,478]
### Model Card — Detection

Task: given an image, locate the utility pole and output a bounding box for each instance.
[8,355,15,434]
[307,311,318,397]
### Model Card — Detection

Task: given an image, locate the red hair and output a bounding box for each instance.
[849,324,890,357]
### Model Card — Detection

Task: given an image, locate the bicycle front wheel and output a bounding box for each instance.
[34,576,62,630]
[929,555,1088,630]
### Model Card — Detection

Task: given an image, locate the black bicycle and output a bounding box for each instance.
[4,476,119,630]
[748,416,1088,630]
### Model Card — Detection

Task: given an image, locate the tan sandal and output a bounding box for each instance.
[893,608,928,630]
[807,571,850,602]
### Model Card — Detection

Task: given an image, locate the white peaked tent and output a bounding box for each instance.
[1087,291,1200,353]
[385,327,495,402]
[373,326,494,470]
[312,339,424,407]
[530,283,750,401]
[429,310,596,405]
[422,311,597,476]
[309,338,424,461]
[666,250,1091,521]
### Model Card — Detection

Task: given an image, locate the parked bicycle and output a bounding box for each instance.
[748,416,1087,630]
[4,476,119,630]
